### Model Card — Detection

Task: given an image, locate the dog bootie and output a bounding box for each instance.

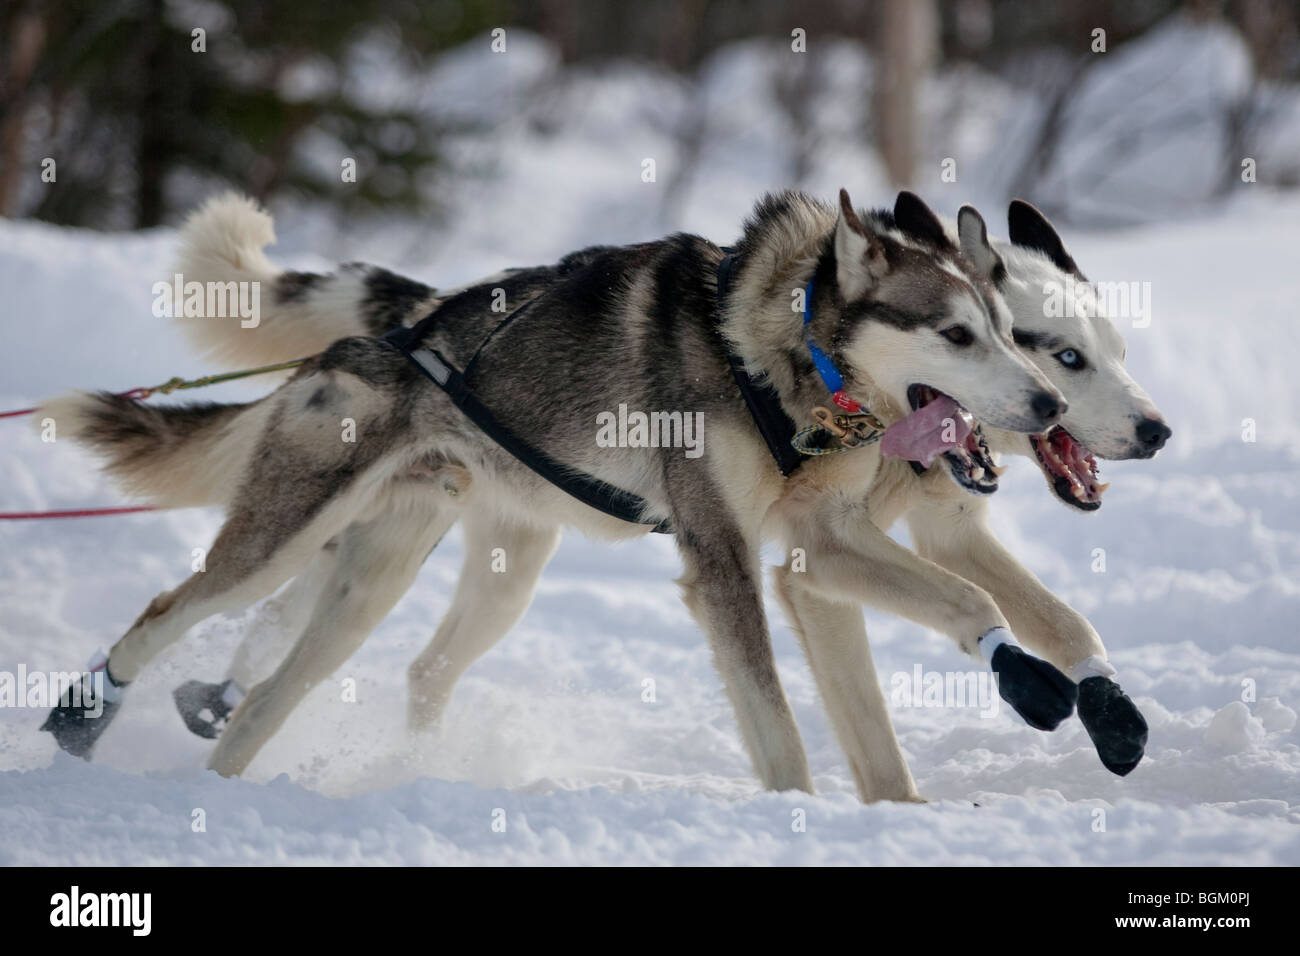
[41,650,128,758]
[172,678,244,739]
[1077,676,1148,775]
[980,628,1077,731]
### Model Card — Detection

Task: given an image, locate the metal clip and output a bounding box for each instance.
[811,406,882,448]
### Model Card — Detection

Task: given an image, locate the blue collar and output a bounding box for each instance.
[803,278,862,413]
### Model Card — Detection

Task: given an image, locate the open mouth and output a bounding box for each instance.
[902,384,1002,495]
[1029,426,1108,511]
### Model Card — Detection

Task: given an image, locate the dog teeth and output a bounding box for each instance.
[989,463,1007,476]
[971,467,984,480]
[1096,482,1111,495]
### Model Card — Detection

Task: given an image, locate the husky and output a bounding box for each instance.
[160,190,1167,790]
[41,188,1142,800]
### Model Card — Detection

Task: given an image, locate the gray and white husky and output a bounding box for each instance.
[40,188,1165,800]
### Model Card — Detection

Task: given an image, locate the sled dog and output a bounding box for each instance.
[41,188,1161,798]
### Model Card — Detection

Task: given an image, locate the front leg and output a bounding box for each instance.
[905,490,1106,673]
[673,499,813,793]
[905,493,1147,775]
[772,563,922,803]
[788,495,1077,733]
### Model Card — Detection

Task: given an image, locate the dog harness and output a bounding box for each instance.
[382,313,673,534]
[382,249,893,535]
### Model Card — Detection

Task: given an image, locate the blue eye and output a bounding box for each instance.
[1055,348,1086,370]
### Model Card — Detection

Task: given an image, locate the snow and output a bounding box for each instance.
[1,29,1299,865]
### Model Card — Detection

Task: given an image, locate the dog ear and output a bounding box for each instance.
[893,191,953,250]
[957,205,1006,282]
[1007,199,1084,279]
[835,188,887,300]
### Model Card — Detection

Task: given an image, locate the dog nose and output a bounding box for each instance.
[1031,391,1066,423]
[1136,417,1171,452]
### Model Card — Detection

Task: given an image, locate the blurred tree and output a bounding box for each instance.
[874,0,939,186]
[3,0,1295,230]
[0,0,505,228]
[1235,0,1297,79]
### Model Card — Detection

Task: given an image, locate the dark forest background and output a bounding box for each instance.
[2,0,1297,230]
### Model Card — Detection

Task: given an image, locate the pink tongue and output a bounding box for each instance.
[879,395,974,466]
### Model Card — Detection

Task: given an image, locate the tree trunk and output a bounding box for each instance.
[873,0,938,188]
[0,9,46,216]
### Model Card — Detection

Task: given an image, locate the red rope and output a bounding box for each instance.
[1,389,173,519]
[0,506,157,520]
[1,386,153,420]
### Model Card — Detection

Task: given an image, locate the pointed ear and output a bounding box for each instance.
[957,205,1006,281]
[1007,199,1084,279]
[893,191,953,250]
[835,188,886,300]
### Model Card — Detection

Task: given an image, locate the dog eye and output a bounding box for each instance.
[941,326,973,346]
[1055,348,1087,370]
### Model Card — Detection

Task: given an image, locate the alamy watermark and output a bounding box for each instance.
[596,403,704,459]
[152,273,261,328]
[1044,275,1151,328]
[890,664,1000,718]
[50,886,151,936]
[0,665,104,717]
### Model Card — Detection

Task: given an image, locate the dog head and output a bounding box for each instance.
[821,189,1067,495]
[952,198,1171,510]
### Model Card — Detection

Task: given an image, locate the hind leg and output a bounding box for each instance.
[225,543,342,690]
[406,510,560,731]
[105,464,389,684]
[208,486,458,777]
[45,353,421,756]
[171,542,344,739]
[43,460,386,757]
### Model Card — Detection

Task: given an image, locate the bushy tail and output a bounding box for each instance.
[176,193,439,367]
[37,392,272,509]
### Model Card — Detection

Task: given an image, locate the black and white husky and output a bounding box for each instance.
[40,188,1166,799]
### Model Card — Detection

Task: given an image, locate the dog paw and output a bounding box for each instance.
[41,685,123,758]
[1077,676,1147,776]
[990,643,1078,731]
[172,679,241,740]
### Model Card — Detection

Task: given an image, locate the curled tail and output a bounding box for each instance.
[37,392,272,509]
[176,193,440,367]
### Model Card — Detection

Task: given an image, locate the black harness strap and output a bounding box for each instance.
[716,252,805,477]
[382,323,673,534]
[382,248,818,534]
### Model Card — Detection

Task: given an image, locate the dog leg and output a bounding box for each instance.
[773,563,922,803]
[171,542,347,739]
[207,490,457,777]
[406,512,560,731]
[674,505,813,793]
[907,495,1147,775]
[43,349,427,758]
[793,501,1077,733]
[905,495,1106,668]
[225,543,342,690]
[42,467,383,758]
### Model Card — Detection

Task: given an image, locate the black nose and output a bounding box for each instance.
[1136,417,1171,452]
[1031,391,1066,423]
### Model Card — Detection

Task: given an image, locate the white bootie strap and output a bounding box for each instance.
[1071,655,1117,682]
[87,649,125,703]
[978,627,1017,666]
[220,679,246,709]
